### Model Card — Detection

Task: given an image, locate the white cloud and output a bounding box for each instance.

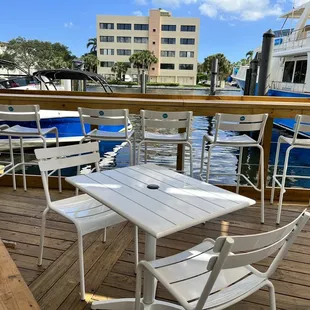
[199,0,284,21]
[133,10,143,16]
[294,0,308,7]
[151,0,197,8]
[64,22,74,28]
[135,0,148,5]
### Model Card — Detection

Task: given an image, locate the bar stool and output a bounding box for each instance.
[200,113,268,223]
[271,114,310,224]
[137,110,193,176]
[78,108,136,165]
[0,104,61,191]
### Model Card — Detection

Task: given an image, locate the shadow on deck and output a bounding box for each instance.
[0,187,309,310]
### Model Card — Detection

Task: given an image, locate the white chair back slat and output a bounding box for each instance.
[219,122,262,132]
[294,123,310,133]
[144,119,189,129]
[35,141,99,159]
[214,113,268,144]
[38,153,100,172]
[292,115,310,143]
[213,210,304,253]
[143,110,190,120]
[299,115,310,123]
[78,107,129,137]
[0,104,40,122]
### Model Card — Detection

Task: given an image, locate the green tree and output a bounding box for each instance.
[246,50,254,63]
[86,38,97,55]
[0,52,16,74]
[129,50,158,78]
[81,53,99,72]
[4,37,75,74]
[111,62,130,80]
[202,53,232,80]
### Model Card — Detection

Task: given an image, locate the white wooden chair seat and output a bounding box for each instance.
[135,210,310,310]
[2,125,56,136]
[87,128,135,140]
[51,194,125,235]
[205,134,256,145]
[144,131,188,141]
[279,135,310,145]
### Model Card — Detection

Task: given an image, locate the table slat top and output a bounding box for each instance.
[66,164,255,238]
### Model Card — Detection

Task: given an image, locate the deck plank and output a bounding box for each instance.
[1,188,310,309]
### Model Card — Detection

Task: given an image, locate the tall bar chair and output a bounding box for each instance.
[200,113,268,223]
[78,108,136,166]
[137,110,193,176]
[271,114,310,224]
[0,104,61,191]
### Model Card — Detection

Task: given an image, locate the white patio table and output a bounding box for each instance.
[65,163,255,310]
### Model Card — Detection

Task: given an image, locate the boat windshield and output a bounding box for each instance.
[0,76,39,89]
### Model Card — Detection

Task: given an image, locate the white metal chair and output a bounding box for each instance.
[200,113,268,223]
[135,210,310,310]
[0,104,61,191]
[138,110,193,176]
[78,108,136,165]
[35,142,139,301]
[271,114,310,224]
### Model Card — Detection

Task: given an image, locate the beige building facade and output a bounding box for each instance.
[96,9,199,85]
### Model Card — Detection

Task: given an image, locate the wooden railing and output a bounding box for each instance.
[1,89,310,201]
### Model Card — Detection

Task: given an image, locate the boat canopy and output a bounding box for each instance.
[280,1,310,18]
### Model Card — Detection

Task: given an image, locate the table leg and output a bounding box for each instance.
[143,232,157,305]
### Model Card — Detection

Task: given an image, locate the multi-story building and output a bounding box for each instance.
[96,9,199,85]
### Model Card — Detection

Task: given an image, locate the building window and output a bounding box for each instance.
[181,25,196,32]
[134,24,149,31]
[100,36,114,42]
[99,23,114,29]
[117,36,131,43]
[117,23,131,30]
[161,38,176,44]
[117,49,131,56]
[294,60,307,83]
[100,48,114,55]
[100,61,114,67]
[161,51,175,57]
[179,64,194,70]
[160,63,175,70]
[134,49,142,53]
[161,25,176,31]
[180,51,194,58]
[134,37,148,44]
[180,38,195,45]
[282,61,294,82]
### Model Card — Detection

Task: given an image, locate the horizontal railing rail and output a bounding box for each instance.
[1,90,310,201]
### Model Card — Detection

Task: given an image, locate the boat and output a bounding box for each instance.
[0,62,132,155]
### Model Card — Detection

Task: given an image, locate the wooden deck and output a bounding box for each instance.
[1,186,310,310]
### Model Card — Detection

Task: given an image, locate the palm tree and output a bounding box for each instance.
[129,50,158,82]
[111,62,129,80]
[82,53,99,72]
[86,38,97,55]
[246,50,253,63]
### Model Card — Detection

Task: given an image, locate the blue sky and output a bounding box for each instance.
[0,0,306,62]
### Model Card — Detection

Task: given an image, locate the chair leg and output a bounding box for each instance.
[38,208,49,266]
[20,137,27,191]
[259,145,265,224]
[134,226,139,268]
[200,135,206,180]
[77,233,86,301]
[55,130,62,193]
[271,139,282,204]
[134,264,143,310]
[236,146,243,194]
[266,280,277,310]
[189,143,193,177]
[277,146,292,225]
[8,137,16,191]
[127,139,133,166]
[206,144,214,183]
[144,142,147,164]
[103,228,107,243]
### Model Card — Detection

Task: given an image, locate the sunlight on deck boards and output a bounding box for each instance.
[0,186,309,310]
